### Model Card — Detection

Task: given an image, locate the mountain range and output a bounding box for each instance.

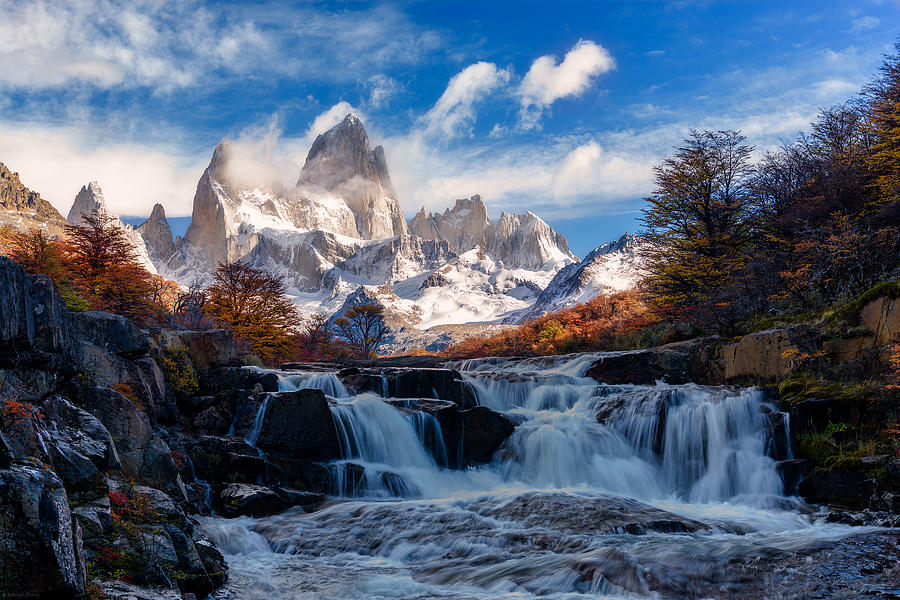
[0,114,646,351]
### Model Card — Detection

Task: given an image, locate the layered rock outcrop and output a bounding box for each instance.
[0,257,226,598]
[0,161,69,237]
[298,113,406,240]
[136,203,180,268]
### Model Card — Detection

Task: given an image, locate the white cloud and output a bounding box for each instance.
[850,16,879,34]
[304,102,365,144]
[0,1,443,92]
[220,103,369,191]
[422,62,511,138]
[381,128,656,223]
[518,40,616,128]
[0,121,205,218]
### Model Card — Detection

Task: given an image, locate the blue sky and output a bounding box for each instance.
[0,1,897,257]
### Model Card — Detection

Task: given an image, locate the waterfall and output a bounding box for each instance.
[277,372,349,397]
[609,385,783,503]
[245,394,270,449]
[328,395,441,497]
[461,354,785,505]
[185,454,214,513]
[408,411,449,467]
[201,355,873,600]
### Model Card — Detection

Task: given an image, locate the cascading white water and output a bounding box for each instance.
[245,394,269,449]
[277,372,350,397]
[464,360,782,505]
[408,411,448,467]
[202,353,877,600]
[329,394,443,497]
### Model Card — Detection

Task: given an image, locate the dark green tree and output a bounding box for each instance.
[333,304,389,358]
[640,130,755,329]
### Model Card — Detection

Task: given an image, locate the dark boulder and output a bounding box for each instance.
[586,338,720,385]
[207,366,279,394]
[27,273,80,365]
[217,483,324,517]
[342,367,478,409]
[253,390,341,461]
[217,484,288,517]
[193,407,228,434]
[41,395,120,495]
[0,261,79,389]
[70,311,148,359]
[775,459,808,496]
[74,386,184,499]
[165,524,226,597]
[799,467,877,509]
[438,405,517,467]
[79,342,178,425]
[0,464,85,598]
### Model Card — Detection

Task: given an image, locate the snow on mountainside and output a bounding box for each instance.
[94,112,647,350]
[508,233,647,324]
[408,195,576,270]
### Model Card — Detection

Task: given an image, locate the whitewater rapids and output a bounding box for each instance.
[201,353,889,599]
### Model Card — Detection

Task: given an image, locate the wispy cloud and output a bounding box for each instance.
[850,16,880,34]
[421,62,511,138]
[0,1,443,92]
[0,119,205,218]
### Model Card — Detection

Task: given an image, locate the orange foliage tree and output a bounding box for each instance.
[333,304,389,358]
[63,211,160,323]
[0,226,89,310]
[203,261,301,364]
[444,290,653,358]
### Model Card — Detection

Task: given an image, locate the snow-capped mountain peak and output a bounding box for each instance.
[67,181,107,225]
[408,194,576,270]
[507,232,648,323]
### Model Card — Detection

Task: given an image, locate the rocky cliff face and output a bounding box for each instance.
[66,181,106,226]
[298,114,406,240]
[136,203,181,270]
[486,210,575,270]
[408,195,575,270]
[408,195,491,252]
[181,141,242,269]
[0,162,68,237]
[0,257,228,598]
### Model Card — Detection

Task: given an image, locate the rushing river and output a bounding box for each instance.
[200,354,893,599]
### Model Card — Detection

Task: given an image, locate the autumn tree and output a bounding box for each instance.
[865,41,900,215]
[2,227,91,311]
[640,130,755,330]
[332,304,389,358]
[204,261,301,364]
[63,210,158,322]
